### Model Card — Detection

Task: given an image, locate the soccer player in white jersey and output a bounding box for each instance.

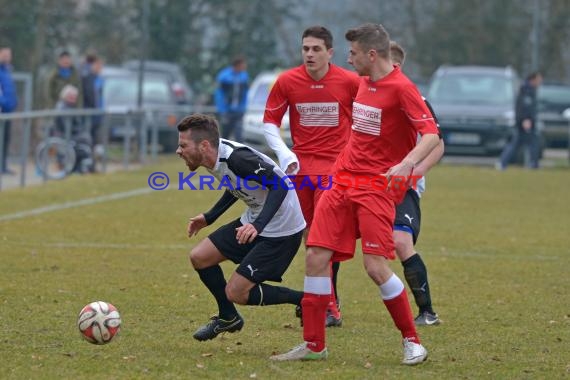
[263,26,360,326]
[176,114,306,341]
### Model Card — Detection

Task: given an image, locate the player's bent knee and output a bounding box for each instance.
[225,283,248,305]
[189,248,207,269]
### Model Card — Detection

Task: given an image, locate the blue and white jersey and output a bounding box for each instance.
[206,139,306,238]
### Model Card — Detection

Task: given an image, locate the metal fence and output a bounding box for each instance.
[0,105,216,191]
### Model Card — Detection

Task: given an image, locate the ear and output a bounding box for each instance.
[199,140,210,153]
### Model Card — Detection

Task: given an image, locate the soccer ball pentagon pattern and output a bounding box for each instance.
[77,301,121,344]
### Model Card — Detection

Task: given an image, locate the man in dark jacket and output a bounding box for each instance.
[46,51,82,109]
[498,71,543,170]
[0,46,18,175]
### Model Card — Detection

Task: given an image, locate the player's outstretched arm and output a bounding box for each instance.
[263,123,300,175]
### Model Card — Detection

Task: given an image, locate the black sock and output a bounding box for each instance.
[196,265,238,320]
[402,253,434,314]
[246,283,304,306]
[332,261,340,303]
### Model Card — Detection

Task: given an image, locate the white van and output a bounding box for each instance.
[242,71,292,151]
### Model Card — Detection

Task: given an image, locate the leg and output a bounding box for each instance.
[499,130,522,169]
[395,231,439,325]
[228,231,304,307]
[232,112,244,142]
[271,186,356,361]
[363,254,427,365]
[190,238,245,341]
[2,120,12,173]
[357,189,427,365]
[326,261,342,327]
[527,130,540,169]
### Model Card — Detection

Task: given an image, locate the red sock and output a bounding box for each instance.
[383,290,420,343]
[328,264,341,317]
[301,292,329,352]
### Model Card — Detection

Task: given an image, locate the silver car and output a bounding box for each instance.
[242,71,292,151]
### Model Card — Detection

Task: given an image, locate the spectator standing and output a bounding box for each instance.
[214,56,249,142]
[497,71,543,170]
[0,46,18,175]
[81,54,104,145]
[46,51,82,109]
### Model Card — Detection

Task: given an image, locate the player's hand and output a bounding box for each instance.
[285,162,299,175]
[382,158,414,185]
[235,223,258,244]
[187,214,207,238]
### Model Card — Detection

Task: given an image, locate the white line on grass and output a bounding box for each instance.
[0,187,154,223]
[8,241,189,250]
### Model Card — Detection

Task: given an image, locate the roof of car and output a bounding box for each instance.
[436,65,516,76]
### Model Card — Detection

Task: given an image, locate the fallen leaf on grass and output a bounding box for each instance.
[201,353,213,357]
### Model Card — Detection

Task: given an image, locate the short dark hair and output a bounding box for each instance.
[59,50,71,58]
[85,53,98,64]
[302,26,333,49]
[232,56,246,67]
[345,23,390,58]
[177,114,220,148]
[390,41,406,66]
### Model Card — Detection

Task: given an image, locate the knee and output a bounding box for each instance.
[393,233,414,261]
[306,247,331,275]
[225,283,247,305]
[189,248,206,270]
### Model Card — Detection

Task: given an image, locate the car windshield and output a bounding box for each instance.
[428,72,514,106]
[103,75,172,106]
[538,85,570,113]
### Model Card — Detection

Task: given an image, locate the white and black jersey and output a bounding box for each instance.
[203,139,306,238]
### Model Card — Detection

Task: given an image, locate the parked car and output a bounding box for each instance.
[101,67,188,152]
[427,65,520,155]
[242,71,292,150]
[122,60,194,105]
[538,83,570,148]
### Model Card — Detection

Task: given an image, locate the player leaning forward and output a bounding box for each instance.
[270,23,440,365]
[176,114,306,341]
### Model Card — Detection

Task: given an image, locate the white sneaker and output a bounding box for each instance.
[402,338,428,365]
[269,342,328,361]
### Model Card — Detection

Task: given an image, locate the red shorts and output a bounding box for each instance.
[306,183,396,261]
[292,175,331,228]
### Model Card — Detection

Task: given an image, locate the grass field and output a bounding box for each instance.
[1,157,569,379]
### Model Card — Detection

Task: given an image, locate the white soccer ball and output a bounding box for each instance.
[77,301,121,345]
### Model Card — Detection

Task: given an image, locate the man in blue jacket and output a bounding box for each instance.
[0,46,18,175]
[214,56,249,142]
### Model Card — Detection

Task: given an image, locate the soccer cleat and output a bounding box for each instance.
[414,311,440,326]
[325,308,343,327]
[269,342,328,361]
[402,338,428,365]
[193,314,244,341]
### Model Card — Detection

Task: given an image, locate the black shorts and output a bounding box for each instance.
[394,189,421,244]
[209,219,303,283]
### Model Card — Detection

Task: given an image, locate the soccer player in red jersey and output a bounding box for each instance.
[263,25,360,326]
[270,23,439,365]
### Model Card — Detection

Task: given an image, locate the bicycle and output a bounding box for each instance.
[35,134,93,180]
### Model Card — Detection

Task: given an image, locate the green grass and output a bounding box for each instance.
[1,158,569,379]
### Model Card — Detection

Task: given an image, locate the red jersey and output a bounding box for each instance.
[336,66,438,176]
[263,64,360,175]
